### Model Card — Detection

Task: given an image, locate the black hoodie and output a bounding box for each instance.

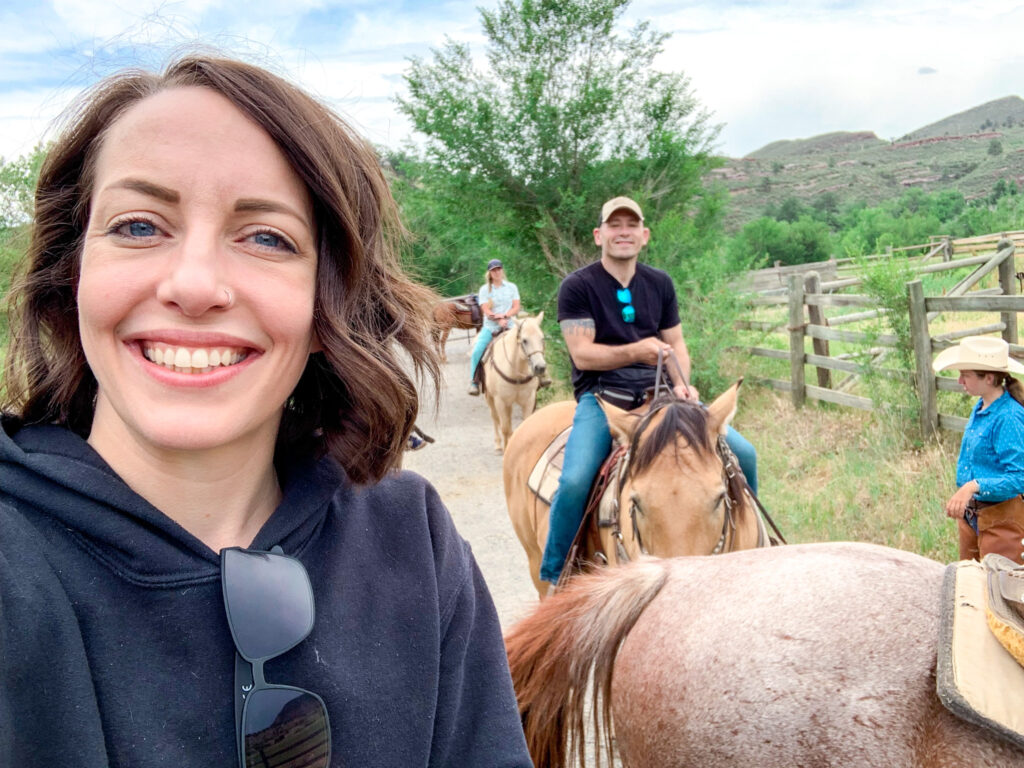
[0,419,530,767]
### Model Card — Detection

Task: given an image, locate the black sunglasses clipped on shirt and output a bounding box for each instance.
[221,546,331,768]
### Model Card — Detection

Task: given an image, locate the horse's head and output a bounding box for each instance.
[600,381,748,559]
[515,312,547,377]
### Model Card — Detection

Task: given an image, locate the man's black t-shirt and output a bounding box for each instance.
[557,260,681,401]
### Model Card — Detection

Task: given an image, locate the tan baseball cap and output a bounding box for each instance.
[600,196,644,223]
[932,335,1024,374]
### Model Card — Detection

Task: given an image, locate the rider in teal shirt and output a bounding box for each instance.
[468,259,520,395]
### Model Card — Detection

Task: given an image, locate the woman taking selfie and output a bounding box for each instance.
[0,55,529,767]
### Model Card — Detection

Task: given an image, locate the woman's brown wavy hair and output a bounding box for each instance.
[2,54,440,484]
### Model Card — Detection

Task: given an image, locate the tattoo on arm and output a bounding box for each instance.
[560,318,595,337]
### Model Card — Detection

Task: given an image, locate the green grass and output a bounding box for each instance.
[732,384,962,562]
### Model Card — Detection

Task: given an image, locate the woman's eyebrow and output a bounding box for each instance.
[234,198,310,225]
[106,178,180,203]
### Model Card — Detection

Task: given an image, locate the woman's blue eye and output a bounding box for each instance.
[252,231,284,249]
[125,220,156,237]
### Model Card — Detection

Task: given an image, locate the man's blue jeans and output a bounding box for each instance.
[538,392,758,584]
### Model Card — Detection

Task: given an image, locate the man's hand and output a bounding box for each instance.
[673,382,700,401]
[631,337,672,366]
[945,480,979,519]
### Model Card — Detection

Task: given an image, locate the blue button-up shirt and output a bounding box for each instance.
[957,390,1024,502]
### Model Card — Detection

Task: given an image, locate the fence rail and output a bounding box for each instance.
[737,235,1022,433]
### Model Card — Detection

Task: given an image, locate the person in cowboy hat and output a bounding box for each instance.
[933,335,1024,563]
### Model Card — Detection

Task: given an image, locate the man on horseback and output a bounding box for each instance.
[468,259,521,395]
[539,196,759,589]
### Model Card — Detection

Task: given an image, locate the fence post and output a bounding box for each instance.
[908,280,937,438]
[942,236,952,262]
[804,271,831,388]
[788,274,806,408]
[996,238,1019,344]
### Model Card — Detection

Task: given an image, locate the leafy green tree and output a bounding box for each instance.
[397,0,721,277]
[775,196,804,223]
[987,138,1003,157]
[0,145,46,231]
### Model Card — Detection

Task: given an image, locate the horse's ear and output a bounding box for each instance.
[706,378,743,436]
[536,310,544,325]
[597,398,636,443]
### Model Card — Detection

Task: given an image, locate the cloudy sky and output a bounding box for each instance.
[2,0,1022,162]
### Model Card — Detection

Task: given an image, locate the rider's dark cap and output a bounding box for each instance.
[487,259,503,270]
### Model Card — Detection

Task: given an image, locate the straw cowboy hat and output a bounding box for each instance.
[932,335,1024,374]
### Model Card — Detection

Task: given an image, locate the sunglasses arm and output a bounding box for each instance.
[233,652,255,747]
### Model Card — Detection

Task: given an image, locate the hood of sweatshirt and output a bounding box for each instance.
[0,418,343,586]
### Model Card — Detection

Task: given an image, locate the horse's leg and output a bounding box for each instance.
[497,392,516,453]
[484,387,504,453]
[438,327,450,363]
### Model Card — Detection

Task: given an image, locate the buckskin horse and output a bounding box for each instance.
[503,381,769,599]
[481,313,547,453]
[505,541,1024,768]
[431,295,481,363]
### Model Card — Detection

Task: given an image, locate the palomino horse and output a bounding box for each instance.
[431,296,481,363]
[482,313,547,453]
[503,382,765,599]
[506,542,1024,768]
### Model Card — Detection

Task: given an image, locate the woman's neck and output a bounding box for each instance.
[981,386,1004,409]
[88,426,281,552]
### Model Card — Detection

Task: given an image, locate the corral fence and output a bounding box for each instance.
[736,233,1024,435]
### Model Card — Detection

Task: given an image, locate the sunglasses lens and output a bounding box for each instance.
[223,549,314,661]
[616,288,631,304]
[243,688,330,768]
[621,305,636,323]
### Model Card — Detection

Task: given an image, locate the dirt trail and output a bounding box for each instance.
[402,334,540,628]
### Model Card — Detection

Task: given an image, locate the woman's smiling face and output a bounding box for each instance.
[79,86,318,459]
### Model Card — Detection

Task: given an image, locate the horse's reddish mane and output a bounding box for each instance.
[504,560,670,767]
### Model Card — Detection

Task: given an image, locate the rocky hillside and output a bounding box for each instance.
[717,96,1024,231]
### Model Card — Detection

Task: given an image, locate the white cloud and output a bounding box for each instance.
[2,0,1023,162]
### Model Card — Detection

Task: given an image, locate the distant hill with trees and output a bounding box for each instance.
[717,95,1024,232]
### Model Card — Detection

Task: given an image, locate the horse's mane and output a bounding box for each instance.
[505,559,670,768]
[627,396,714,481]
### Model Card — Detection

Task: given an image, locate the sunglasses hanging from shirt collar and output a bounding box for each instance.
[616,287,636,323]
[222,546,331,768]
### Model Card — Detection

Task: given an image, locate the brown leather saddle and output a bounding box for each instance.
[450,294,482,331]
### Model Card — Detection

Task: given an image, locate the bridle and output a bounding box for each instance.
[489,323,546,385]
[604,350,784,562]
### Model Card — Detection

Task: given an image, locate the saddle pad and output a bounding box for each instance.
[527,427,571,506]
[936,560,1024,749]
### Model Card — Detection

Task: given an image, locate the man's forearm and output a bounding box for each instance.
[568,340,646,371]
[668,339,692,384]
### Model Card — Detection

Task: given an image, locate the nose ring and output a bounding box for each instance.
[221,288,233,306]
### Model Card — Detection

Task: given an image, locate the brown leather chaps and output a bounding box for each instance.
[959,495,1024,565]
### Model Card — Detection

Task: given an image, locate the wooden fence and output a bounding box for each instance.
[736,231,1024,294]
[737,236,1023,433]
